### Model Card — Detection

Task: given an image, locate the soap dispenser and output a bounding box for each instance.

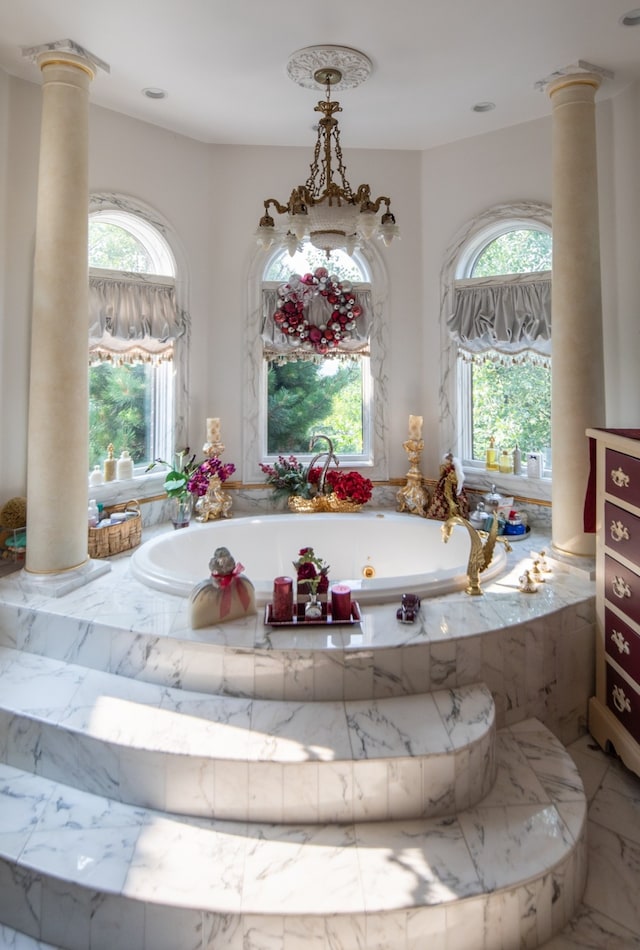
[103,443,116,482]
[485,436,498,471]
[116,449,134,480]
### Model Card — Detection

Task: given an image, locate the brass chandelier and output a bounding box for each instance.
[255,46,399,257]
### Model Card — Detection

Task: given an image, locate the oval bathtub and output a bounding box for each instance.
[130,510,507,605]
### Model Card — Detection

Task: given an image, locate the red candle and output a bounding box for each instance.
[273,575,294,622]
[331,584,352,621]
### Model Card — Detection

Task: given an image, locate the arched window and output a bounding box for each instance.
[260,243,373,460]
[88,204,187,472]
[442,206,552,475]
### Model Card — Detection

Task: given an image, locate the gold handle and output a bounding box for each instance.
[612,575,632,600]
[611,466,630,489]
[613,684,631,714]
[610,520,630,543]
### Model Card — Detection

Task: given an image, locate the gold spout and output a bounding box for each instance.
[441,513,502,596]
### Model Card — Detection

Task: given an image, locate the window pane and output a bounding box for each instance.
[89,362,162,467]
[89,222,154,272]
[471,361,551,464]
[472,229,552,277]
[267,359,364,455]
[265,246,364,283]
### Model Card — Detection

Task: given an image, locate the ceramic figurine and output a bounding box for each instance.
[188,547,256,628]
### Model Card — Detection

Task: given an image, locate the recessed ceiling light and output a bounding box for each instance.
[472,101,496,113]
[620,8,640,25]
[142,88,167,100]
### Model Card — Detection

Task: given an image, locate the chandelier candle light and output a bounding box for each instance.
[255,45,399,257]
[397,414,431,518]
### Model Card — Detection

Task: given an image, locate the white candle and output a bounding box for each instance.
[408,415,423,440]
[207,417,221,442]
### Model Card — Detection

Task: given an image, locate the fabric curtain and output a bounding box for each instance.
[89,269,186,362]
[447,272,551,361]
[261,286,372,361]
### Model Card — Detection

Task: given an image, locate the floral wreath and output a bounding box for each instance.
[273,267,363,355]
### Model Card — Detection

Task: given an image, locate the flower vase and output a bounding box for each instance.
[171,494,193,529]
[304,594,323,621]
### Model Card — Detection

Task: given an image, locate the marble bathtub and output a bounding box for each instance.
[130,510,507,603]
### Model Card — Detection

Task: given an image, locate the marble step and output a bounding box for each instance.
[0,719,586,950]
[0,646,495,824]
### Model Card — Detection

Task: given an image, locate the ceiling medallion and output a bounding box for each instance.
[286,45,373,91]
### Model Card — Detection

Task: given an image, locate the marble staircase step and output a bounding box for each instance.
[0,720,587,950]
[0,646,495,824]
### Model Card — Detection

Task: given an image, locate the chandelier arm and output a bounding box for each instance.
[263,198,291,216]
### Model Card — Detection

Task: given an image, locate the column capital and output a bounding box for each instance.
[21,39,110,79]
[535,59,612,98]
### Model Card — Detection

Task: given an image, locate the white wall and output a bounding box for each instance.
[1,71,638,505]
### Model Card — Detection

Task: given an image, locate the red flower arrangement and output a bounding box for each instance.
[293,547,330,596]
[308,467,373,505]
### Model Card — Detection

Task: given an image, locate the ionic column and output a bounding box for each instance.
[547,71,606,557]
[23,42,108,574]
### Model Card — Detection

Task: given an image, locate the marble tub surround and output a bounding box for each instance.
[0,524,594,743]
[0,720,585,950]
[0,649,496,823]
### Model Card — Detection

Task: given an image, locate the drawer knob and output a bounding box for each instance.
[610,520,630,543]
[612,683,631,714]
[611,629,631,655]
[612,575,632,599]
[611,466,631,489]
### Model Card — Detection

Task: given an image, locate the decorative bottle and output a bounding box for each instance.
[89,465,104,488]
[103,444,116,482]
[116,449,134,480]
[512,444,522,476]
[499,449,513,474]
[485,436,498,471]
[88,499,99,527]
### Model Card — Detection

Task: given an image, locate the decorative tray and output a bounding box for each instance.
[264,602,362,627]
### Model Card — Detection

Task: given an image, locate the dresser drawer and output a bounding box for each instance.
[606,663,640,745]
[605,501,640,565]
[605,555,640,626]
[605,606,640,685]
[606,449,640,507]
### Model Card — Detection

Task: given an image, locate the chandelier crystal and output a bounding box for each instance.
[256,52,399,257]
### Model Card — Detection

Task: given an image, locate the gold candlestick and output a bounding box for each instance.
[397,438,430,517]
[195,439,233,521]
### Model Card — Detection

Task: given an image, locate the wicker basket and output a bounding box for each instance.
[88,501,142,558]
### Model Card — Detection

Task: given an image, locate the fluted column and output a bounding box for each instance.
[548,72,606,557]
[24,44,106,573]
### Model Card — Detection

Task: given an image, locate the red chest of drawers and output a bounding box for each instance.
[588,428,640,778]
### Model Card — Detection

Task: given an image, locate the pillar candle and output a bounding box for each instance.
[408,415,423,440]
[206,417,221,443]
[272,575,294,622]
[331,584,352,621]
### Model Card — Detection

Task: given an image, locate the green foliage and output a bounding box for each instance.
[471,361,551,460]
[266,246,363,283]
[472,229,551,277]
[89,222,152,272]
[89,364,150,467]
[267,359,364,455]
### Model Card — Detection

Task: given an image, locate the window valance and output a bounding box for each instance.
[261,286,372,362]
[89,269,187,362]
[447,272,551,361]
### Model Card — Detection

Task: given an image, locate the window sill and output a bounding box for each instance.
[462,467,552,505]
[88,470,167,506]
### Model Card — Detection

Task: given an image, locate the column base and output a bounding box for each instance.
[20,558,111,597]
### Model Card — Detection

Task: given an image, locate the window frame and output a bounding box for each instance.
[439,202,553,497]
[244,241,390,484]
[88,194,190,491]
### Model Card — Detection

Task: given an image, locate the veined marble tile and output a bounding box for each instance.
[583,820,640,935]
[588,757,640,845]
[540,903,640,948]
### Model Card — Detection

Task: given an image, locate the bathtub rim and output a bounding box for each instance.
[130,510,507,604]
